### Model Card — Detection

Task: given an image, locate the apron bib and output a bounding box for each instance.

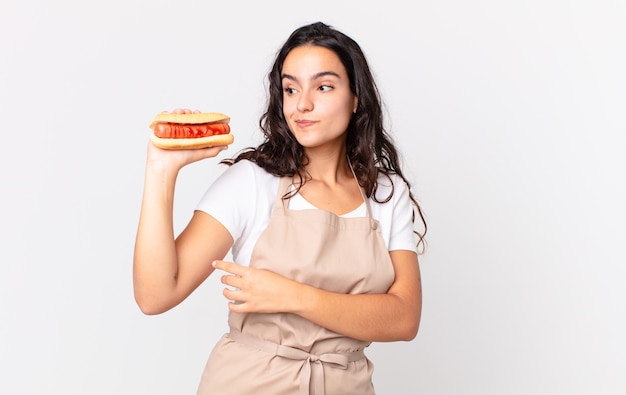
[197,174,394,395]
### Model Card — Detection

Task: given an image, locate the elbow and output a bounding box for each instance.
[374,312,420,342]
[379,318,419,342]
[397,307,421,341]
[401,318,420,341]
[135,298,162,316]
[402,298,422,341]
[134,292,170,316]
[137,303,165,316]
[133,277,178,315]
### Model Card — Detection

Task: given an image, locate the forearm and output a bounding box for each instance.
[133,161,180,313]
[295,285,421,342]
[216,251,422,341]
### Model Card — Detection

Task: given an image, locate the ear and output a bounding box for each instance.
[352,96,358,113]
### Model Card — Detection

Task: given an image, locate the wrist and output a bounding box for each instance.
[291,282,317,316]
[145,159,179,179]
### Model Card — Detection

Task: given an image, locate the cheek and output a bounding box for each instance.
[327,101,354,123]
[281,102,296,130]
[282,97,297,117]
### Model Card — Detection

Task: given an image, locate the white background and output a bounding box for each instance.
[1,0,625,394]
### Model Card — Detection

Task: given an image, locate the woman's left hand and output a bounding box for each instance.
[212,260,301,314]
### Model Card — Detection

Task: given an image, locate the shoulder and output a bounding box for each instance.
[196,160,280,242]
[218,159,278,189]
[371,172,418,252]
[197,159,278,206]
[224,161,281,207]
[373,171,410,203]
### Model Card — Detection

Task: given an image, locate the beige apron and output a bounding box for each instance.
[197,174,395,395]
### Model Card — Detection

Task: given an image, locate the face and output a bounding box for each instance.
[281,45,358,152]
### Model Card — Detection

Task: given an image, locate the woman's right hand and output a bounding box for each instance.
[145,108,230,170]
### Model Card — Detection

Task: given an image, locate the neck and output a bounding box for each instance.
[300,147,352,184]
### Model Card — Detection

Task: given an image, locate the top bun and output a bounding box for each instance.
[149,112,230,128]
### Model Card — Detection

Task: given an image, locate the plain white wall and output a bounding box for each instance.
[1,0,624,394]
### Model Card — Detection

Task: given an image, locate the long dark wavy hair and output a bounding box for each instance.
[222,21,426,251]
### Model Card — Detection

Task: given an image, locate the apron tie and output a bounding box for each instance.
[228,330,365,395]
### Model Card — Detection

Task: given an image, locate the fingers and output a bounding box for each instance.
[223,287,241,301]
[172,108,200,114]
[213,260,243,287]
[220,272,241,288]
[191,145,229,159]
[213,260,247,303]
[212,261,258,312]
[160,108,202,114]
[212,260,245,276]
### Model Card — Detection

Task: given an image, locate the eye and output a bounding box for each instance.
[284,87,297,95]
[319,85,333,92]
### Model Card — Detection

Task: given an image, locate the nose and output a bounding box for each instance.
[296,91,313,112]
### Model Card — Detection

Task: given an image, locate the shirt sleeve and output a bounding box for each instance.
[387,175,419,253]
[194,160,256,242]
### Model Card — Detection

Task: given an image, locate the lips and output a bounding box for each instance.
[295,120,317,128]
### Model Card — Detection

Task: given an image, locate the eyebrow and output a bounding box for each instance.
[281,70,342,82]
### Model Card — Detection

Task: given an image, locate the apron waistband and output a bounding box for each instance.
[227,329,365,395]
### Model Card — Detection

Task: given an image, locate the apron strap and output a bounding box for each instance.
[346,157,376,226]
[275,176,293,211]
[228,330,365,395]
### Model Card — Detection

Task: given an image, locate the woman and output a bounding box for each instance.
[134,21,426,395]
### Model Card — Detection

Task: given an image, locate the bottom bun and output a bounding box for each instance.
[150,133,234,150]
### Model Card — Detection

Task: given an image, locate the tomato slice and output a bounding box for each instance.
[153,123,230,138]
